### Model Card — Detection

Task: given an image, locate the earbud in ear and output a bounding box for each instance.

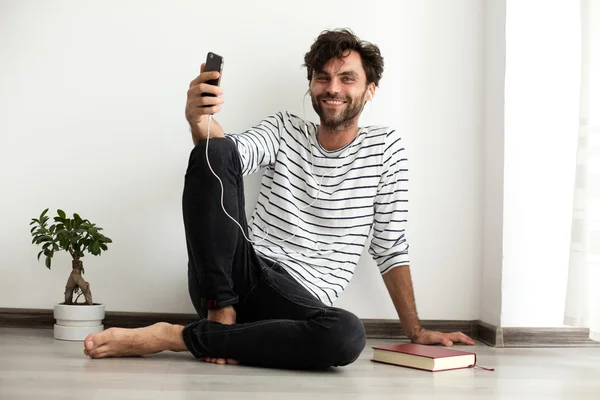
[303,90,310,140]
[368,91,373,101]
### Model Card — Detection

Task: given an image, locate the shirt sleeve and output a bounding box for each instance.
[368,130,410,274]
[224,113,283,176]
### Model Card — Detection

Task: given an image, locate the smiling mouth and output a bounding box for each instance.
[322,99,345,105]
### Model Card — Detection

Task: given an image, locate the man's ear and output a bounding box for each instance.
[368,83,376,100]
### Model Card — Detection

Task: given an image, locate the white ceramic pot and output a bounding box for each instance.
[53,303,105,341]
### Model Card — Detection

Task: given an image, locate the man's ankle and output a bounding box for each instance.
[168,324,188,352]
[207,305,236,322]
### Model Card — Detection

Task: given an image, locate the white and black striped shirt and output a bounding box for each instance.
[226,111,409,306]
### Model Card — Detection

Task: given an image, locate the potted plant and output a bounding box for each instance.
[30,208,112,341]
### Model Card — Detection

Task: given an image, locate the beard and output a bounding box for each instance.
[311,89,367,132]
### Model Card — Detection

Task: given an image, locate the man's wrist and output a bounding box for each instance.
[407,326,425,341]
[190,123,204,144]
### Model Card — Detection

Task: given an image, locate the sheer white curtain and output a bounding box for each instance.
[565,0,600,341]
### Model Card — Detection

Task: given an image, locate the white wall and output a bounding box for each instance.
[501,0,581,326]
[0,0,484,320]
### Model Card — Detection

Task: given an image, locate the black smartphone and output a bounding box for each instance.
[202,52,224,99]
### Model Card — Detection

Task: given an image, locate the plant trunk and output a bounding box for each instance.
[64,260,93,305]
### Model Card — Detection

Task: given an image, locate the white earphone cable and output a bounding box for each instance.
[205,114,270,244]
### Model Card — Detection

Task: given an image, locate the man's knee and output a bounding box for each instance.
[188,137,239,175]
[319,309,366,367]
[191,136,237,161]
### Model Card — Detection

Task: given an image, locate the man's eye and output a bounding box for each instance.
[342,77,355,82]
[316,76,329,81]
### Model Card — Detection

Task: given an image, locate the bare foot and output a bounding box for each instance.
[83,322,186,359]
[204,306,239,365]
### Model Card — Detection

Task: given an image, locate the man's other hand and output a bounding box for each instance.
[412,329,475,347]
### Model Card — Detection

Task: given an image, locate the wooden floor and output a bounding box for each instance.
[1,328,599,400]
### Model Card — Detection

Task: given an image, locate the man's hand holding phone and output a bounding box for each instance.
[186,63,224,122]
[185,57,225,143]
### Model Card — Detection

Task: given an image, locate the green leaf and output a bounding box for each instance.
[40,208,49,219]
[59,237,70,249]
[37,250,43,261]
[30,226,37,234]
[36,235,52,244]
[82,267,85,274]
[45,256,51,269]
[57,209,66,219]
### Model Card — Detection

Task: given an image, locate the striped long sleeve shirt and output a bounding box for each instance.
[225,111,409,306]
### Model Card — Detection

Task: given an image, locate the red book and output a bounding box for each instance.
[371,344,483,372]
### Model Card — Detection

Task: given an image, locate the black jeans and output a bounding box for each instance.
[180,137,366,370]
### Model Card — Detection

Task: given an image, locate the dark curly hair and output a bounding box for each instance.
[303,28,384,87]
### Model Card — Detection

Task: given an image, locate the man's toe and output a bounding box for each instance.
[84,339,95,351]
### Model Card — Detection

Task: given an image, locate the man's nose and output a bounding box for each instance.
[326,78,342,94]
